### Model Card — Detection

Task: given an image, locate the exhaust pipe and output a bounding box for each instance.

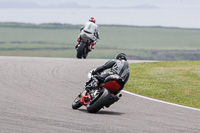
[105,93,122,108]
[118,93,122,98]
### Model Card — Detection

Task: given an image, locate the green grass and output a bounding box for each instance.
[99,26,200,49]
[0,49,75,58]
[125,61,200,109]
[0,27,78,46]
[0,22,200,60]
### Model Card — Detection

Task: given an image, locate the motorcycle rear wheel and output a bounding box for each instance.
[72,95,82,109]
[87,89,111,113]
[76,42,85,59]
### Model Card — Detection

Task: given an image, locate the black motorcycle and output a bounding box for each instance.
[76,40,92,59]
[72,70,123,113]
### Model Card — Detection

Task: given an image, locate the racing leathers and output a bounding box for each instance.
[76,21,99,50]
[86,59,130,94]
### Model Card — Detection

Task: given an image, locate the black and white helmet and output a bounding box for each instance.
[115,53,127,61]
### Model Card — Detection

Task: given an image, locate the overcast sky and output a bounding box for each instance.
[0,0,200,28]
[0,0,200,7]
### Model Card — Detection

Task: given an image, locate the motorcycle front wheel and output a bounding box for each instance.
[87,89,111,113]
[72,95,82,109]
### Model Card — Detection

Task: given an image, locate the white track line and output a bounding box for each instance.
[122,90,200,111]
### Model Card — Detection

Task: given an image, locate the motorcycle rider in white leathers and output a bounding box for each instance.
[75,17,99,51]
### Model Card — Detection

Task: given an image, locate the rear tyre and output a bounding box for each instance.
[76,42,85,59]
[83,52,88,59]
[72,95,82,109]
[87,89,111,113]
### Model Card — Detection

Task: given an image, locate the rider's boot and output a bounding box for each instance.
[87,45,91,52]
[87,42,95,52]
[75,38,81,49]
[90,42,94,50]
[85,77,99,91]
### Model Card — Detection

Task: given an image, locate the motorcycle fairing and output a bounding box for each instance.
[102,80,121,93]
[80,90,91,106]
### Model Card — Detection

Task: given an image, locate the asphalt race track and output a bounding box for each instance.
[0,56,200,133]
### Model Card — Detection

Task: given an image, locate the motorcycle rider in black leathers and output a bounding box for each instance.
[86,53,130,95]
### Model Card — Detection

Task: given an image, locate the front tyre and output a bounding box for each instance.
[72,95,82,109]
[87,89,111,113]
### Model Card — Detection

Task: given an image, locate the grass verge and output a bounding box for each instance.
[1,22,200,60]
[1,48,200,61]
[125,61,200,109]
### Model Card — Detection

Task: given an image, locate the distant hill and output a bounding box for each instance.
[0,1,158,9]
[0,1,89,9]
[0,1,40,8]
[131,4,159,9]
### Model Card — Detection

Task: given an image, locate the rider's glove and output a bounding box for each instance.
[91,70,97,75]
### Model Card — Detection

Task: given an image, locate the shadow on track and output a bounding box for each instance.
[77,109,124,116]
